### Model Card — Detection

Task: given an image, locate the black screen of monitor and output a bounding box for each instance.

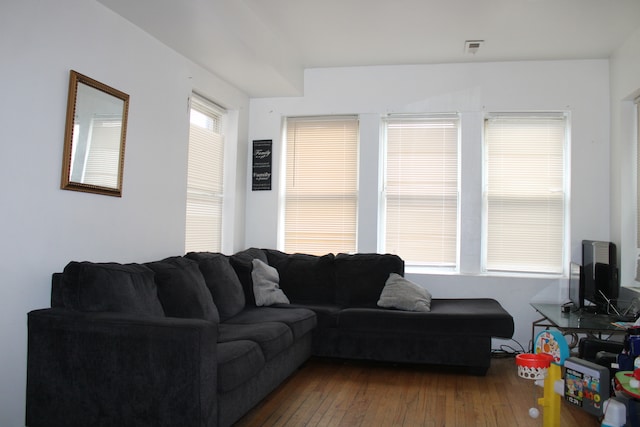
[582,240,618,311]
[568,262,583,309]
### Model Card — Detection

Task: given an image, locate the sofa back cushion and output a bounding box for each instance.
[334,253,405,307]
[145,256,219,322]
[229,248,269,306]
[51,273,64,308]
[185,252,245,320]
[61,261,165,317]
[264,249,336,304]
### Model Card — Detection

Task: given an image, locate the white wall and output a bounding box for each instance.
[610,26,640,286]
[247,59,611,353]
[0,1,249,425]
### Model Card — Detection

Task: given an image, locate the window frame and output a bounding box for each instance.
[279,115,360,255]
[380,113,461,268]
[482,111,570,275]
[184,93,227,253]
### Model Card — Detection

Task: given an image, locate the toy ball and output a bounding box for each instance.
[529,407,540,419]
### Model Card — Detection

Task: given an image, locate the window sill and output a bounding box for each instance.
[404,265,563,280]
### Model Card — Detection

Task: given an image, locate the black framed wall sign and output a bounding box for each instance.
[252,139,272,191]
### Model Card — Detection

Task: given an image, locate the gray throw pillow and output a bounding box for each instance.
[251,259,290,306]
[377,273,432,312]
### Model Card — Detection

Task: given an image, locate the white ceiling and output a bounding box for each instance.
[98,0,640,98]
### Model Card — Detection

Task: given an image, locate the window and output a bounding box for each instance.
[185,94,226,252]
[283,116,359,255]
[382,115,459,266]
[483,113,568,274]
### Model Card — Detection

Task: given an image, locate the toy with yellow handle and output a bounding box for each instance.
[517,330,626,427]
[514,330,568,427]
[533,330,569,427]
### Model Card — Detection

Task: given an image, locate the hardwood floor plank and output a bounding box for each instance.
[234,357,603,427]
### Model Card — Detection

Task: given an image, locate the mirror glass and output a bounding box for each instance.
[61,70,129,197]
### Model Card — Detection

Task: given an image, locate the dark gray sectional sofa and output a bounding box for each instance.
[26,248,514,427]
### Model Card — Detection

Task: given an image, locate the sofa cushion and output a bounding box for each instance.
[185,252,245,321]
[216,340,265,393]
[273,303,342,328]
[61,261,164,317]
[264,250,336,304]
[218,322,293,361]
[377,273,432,312]
[225,307,317,340]
[337,299,514,338]
[334,253,404,307]
[251,259,290,306]
[230,248,269,306]
[145,256,219,322]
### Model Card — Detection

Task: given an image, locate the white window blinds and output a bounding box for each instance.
[383,115,459,266]
[284,116,359,255]
[484,113,567,274]
[185,94,225,252]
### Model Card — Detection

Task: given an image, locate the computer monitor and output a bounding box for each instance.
[582,240,618,312]
[568,262,583,310]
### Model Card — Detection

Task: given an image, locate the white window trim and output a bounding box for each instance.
[481,111,571,276]
[185,93,227,253]
[380,113,461,269]
[279,115,360,255]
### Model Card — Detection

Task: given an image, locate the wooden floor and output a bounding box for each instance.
[234,356,602,427]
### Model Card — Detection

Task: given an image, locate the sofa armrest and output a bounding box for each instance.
[26,308,217,427]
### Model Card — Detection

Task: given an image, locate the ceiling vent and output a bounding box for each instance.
[464,40,484,55]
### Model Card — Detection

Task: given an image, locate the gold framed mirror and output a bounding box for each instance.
[61,70,129,197]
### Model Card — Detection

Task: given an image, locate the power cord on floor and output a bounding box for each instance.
[491,338,527,358]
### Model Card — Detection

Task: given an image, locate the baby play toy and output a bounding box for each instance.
[516,330,624,427]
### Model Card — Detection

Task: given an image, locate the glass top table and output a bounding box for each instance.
[530,303,631,347]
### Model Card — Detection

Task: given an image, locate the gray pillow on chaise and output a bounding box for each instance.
[377,273,432,312]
